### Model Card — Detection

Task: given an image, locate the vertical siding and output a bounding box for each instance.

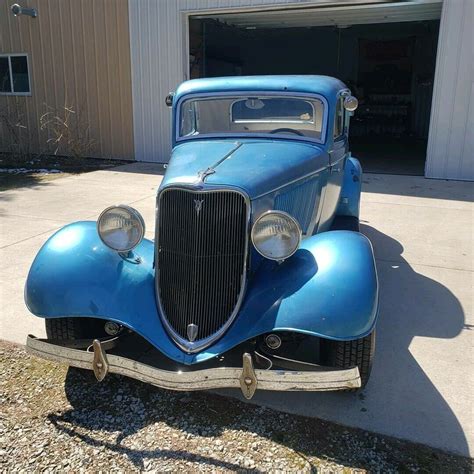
[128,0,320,163]
[425,0,473,180]
[0,0,134,160]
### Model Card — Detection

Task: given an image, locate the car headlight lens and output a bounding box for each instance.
[251,211,301,261]
[97,205,145,252]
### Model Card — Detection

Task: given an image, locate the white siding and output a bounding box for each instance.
[425,0,473,181]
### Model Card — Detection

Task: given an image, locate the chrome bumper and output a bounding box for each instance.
[26,335,361,399]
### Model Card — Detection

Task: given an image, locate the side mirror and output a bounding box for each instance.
[165,92,175,107]
[343,95,358,112]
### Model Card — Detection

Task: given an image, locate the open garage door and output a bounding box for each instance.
[189,1,442,175]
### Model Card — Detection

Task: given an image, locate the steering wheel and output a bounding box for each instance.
[269,128,304,136]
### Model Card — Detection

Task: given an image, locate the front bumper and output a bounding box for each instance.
[26,335,361,399]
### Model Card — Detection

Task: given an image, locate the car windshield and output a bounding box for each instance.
[179,96,325,141]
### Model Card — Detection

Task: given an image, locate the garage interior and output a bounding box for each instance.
[189,2,442,175]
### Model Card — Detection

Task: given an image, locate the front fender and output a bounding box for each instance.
[194,229,378,362]
[25,222,187,363]
[25,223,378,365]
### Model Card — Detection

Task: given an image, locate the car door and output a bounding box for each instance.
[318,94,348,231]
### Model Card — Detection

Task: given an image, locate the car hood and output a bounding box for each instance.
[161,139,328,199]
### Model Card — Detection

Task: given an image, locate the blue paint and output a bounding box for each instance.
[274,176,322,233]
[25,222,377,365]
[162,139,327,200]
[337,155,362,218]
[25,76,378,365]
[174,75,345,101]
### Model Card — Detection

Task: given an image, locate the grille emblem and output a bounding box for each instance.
[187,323,198,342]
[194,199,204,215]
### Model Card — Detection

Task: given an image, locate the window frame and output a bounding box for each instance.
[0,53,32,96]
[175,91,329,145]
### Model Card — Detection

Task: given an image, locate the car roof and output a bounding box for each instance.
[174,75,347,104]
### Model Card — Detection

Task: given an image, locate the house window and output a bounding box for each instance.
[0,54,31,95]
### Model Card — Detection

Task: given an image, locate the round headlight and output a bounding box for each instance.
[97,205,145,252]
[251,211,301,261]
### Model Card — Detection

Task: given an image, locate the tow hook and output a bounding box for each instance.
[92,339,109,381]
[239,353,257,399]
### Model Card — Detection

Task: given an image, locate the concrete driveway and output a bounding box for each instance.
[1,164,472,457]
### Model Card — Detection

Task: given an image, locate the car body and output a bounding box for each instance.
[25,75,378,398]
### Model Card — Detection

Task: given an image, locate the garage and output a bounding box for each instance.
[188,2,442,175]
[126,0,472,181]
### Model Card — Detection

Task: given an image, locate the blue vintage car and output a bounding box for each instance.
[25,76,378,399]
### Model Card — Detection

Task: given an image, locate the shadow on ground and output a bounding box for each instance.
[0,155,129,193]
[44,225,471,466]
[360,172,473,202]
[109,162,167,176]
[48,366,469,472]
[240,224,469,455]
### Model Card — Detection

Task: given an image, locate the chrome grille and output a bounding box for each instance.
[156,187,248,351]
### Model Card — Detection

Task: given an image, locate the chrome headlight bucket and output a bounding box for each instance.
[97,205,145,252]
[251,211,302,261]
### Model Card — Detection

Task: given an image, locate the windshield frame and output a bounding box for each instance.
[175,91,329,145]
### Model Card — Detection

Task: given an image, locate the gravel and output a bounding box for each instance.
[1,341,471,472]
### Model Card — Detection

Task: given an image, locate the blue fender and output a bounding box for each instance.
[25,222,378,365]
[336,155,362,218]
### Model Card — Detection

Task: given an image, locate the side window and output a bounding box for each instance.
[333,97,345,139]
[180,101,197,136]
[0,54,31,95]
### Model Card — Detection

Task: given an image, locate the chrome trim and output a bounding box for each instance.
[155,185,251,354]
[268,353,322,369]
[194,142,242,185]
[26,335,362,397]
[252,165,327,201]
[175,91,329,145]
[97,205,146,253]
[251,210,302,261]
[196,168,215,184]
[265,334,282,350]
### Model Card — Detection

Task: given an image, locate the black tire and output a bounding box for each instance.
[46,318,109,406]
[330,215,360,232]
[328,330,376,389]
[45,317,106,341]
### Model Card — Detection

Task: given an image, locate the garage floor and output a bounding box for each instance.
[0,164,472,457]
[351,139,427,176]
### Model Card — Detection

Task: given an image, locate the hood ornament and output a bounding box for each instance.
[187,323,198,342]
[196,167,215,184]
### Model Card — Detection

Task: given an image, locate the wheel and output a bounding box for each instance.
[45,317,106,340]
[327,330,376,389]
[45,318,107,405]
